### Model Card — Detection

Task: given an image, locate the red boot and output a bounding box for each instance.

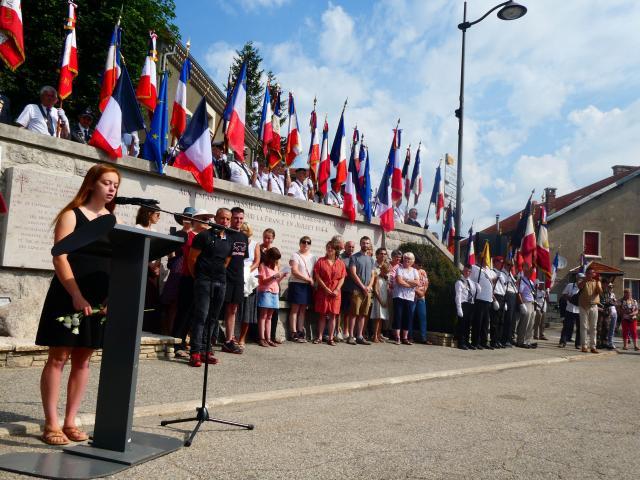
[189,353,202,367]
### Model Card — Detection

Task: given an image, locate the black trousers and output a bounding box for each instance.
[473,300,491,346]
[171,275,194,346]
[457,302,474,346]
[490,294,505,345]
[501,292,517,345]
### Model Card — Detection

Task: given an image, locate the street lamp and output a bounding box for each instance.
[453,1,527,266]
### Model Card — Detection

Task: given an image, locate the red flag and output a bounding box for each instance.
[136,31,158,113]
[285,92,301,166]
[226,62,247,160]
[307,104,320,183]
[268,87,282,168]
[0,0,24,71]
[391,126,403,203]
[98,22,121,112]
[317,118,330,197]
[57,1,77,101]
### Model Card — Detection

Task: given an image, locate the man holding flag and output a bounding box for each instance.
[470,241,496,350]
[16,86,69,138]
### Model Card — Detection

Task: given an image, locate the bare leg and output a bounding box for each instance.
[64,348,94,428]
[296,305,307,337]
[356,315,365,338]
[238,322,250,345]
[257,309,267,341]
[40,347,71,431]
[264,308,273,341]
[316,314,326,342]
[224,303,238,342]
[288,304,299,337]
[327,315,336,341]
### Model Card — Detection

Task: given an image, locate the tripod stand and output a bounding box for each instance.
[160,302,254,446]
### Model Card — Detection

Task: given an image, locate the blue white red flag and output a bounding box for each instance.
[402,146,411,202]
[361,147,372,223]
[375,155,394,232]
[356,139,366,204]
[89,72,125,158]
[285,92,301,166]
[58,1,78,101]
[391,127,403,204]
[466,226,475,266]
[142,70,169,174]
[268,87,282,168]
[136,31,158,113]
[170,56,191,139]
[317,118,330,197]
[308,103,320,183]
[330,105,347,192]
[409,145,423,205]
[226,61,247,160]
[99,21,121,112]
[173,97,213,192]
[258,83,273,159]
[342,139,359,223]
[429,164,445,222]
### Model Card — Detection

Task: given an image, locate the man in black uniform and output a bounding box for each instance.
[187,208,232,367]
[221,206,249,354]
[70,108,94,144]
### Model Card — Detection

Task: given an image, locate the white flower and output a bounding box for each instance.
[71,327,79,335]
[71,317,80,327]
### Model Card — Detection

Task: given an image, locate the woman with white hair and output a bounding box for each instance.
[392,252,420,345]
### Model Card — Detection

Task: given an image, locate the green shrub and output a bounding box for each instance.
[398,242,459,334]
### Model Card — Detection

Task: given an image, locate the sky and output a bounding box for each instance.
[174,0,640,233]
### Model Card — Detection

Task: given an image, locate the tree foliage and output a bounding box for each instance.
[0,0,179,120]
[399,242,460,334]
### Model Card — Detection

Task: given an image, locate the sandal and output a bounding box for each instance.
[312,338,321,344]
[41,428,70,446]
[267,339,278,347]
[327,339,336,346]
[62,426,89,442]
[258,339,269,347]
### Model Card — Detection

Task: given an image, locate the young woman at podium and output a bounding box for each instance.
[35,163,120,446]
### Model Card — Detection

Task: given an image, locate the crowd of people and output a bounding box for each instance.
[137,203,434,366]
[12,85,422,225]
[455,258,639,353]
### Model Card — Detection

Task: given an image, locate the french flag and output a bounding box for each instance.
[520,198,537,266]
[285,92,302,166]
[409,145,423,205]
[430,164,445,222]
[391,126,403,204]
[136,31,158,113]
[307,105,320,184]
[170,56,191,139]
[0,0,24,71]
[356,139,366,204]
[89,73,125,158]
[351,127,361,173]
[258,83,273,159]
[317,118,331,197]
[375,161,394,232]
[98,22,121,113]
[330,105,347,192]
[173,97,214,192]
[226,61,247,160]
[57,1,77,101]
[342,139,359,223]
[361,145,372,223]
[466,227,475,266]
[402,146,411,203]
[443,205,455,254]
[268,87,282,168]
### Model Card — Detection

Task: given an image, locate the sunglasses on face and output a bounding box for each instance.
[301,240,311,245]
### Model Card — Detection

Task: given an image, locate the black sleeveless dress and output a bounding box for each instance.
[35,208,112,348]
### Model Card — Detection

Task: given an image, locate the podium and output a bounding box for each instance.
[0,224,185,479]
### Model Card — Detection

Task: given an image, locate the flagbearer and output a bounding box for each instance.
[470,244,496,350]
[500,257,517,348]
[70,108,94,144]
[455,265,478,350]
[405,208,421,227]
[490,256,507,348]
[16,86,70,139]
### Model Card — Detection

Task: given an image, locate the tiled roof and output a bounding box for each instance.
[481,166,640,235]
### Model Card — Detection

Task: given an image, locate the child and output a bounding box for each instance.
[257,247,288,347]
[371,262,390,343]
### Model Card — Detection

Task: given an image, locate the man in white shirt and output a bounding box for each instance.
[252,163,269,190]
[533,281,549,341]
[501,258,518,347]
[455,264,479,350]
[267,164,289,195]
[16,86,69,139]
[325,180,343,208]
[287,168,314,201]
[227,153,256,187]
[490,256,507,348]
[559,273,583,348]
[470,262,496,349]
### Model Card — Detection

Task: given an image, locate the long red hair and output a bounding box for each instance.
[54,163,121,225]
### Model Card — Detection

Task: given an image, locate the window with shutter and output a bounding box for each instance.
[624,234,639,259]
[583,231,600,257]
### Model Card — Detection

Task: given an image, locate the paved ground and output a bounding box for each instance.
[0,325,638,479]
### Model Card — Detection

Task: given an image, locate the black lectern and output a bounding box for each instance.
[0,224,184,479]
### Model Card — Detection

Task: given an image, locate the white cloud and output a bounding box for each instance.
[204,41,238,87]
[319,4,358,65]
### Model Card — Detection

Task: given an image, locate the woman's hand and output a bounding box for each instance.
[72,293,92,317]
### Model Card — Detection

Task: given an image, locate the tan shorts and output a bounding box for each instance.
[350,290,372,316]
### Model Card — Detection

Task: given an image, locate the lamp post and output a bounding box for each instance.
[453,1,527,266]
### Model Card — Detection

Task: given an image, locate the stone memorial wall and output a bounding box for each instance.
[0,124,451,339]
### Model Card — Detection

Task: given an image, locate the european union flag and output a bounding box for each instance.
[143,71,169,174]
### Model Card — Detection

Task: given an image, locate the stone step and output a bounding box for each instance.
[0,333,180,368]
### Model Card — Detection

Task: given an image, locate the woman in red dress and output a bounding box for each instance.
[312,241,346,345]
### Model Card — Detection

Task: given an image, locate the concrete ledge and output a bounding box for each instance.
[0,350,616,438]
[0,333,180,368]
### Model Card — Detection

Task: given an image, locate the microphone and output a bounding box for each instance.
[114,196,160,207]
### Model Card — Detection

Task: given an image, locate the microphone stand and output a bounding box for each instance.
[137,202,255,445]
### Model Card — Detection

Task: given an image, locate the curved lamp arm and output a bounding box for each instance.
[458,1,510,31]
